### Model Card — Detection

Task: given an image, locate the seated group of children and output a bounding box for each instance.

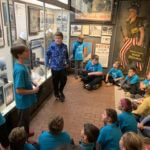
[1,98,149,150]
[80,55,150,100]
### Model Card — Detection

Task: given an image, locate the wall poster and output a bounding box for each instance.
[101,26,113,36]
[71,24,82,36]
[75,0,113,21]
[28,7,40,35]
[101,36,111,44]
[82,25,90,35]
[95,44,110,67]
[89,25,101,37]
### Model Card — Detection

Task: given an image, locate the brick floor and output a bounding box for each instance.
[30,75,115,143]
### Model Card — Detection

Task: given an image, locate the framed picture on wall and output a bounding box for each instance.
[28,7,40,35]
[71,25,82,36]
[101,26,113,36]
[75,0,114,21]
[0,86,4,106]
[89,25,101,37]
[101,36,111,44]
[4,82,14,106]
[82,25,90,35]
[0,3,5,47]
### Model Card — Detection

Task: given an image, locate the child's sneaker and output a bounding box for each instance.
[106,83,113,87]
[85,84,92,90]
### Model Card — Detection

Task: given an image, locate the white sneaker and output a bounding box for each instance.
[106,83,113,87]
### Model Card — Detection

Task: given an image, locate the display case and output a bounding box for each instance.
[0,0,71,116]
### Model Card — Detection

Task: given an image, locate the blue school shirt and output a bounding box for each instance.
[118,112,137,134]
[80,142,95,150]
[72,41,84,61]
[143,79,150,86]
[13,63,37,109]
[85,61,103,72]
[97,123,122,150]
[125,74,139,85]
[46,42,69,71]
[0,113,5,126]
[38,131,71,150]
[24,143,36,150]
[108,68,123,79]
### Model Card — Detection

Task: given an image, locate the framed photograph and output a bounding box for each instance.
[89,25,101,37]
[0,3,5,47]
[101,26,113,36]
[101,36,111,44]
[71,25,82,36]
[75,0,113,21]
[46,10,54,31]
[28,7,40,35]
[40,10,44,31]
[95,44,110,67]
[82,25,90,35]
[0,86,4,106]
[4,82,14,106]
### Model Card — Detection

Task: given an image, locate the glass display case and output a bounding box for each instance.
[0,0,70,116]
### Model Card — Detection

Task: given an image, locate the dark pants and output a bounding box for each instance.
[121,80,139,94]
[18,108,30,134]
[107,76,120,86]
[82,75,103,87]
[52,69,67,97]
[0,123,9,148]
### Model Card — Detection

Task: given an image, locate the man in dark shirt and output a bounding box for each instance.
[120,5,144,71]
[46,32,69,102]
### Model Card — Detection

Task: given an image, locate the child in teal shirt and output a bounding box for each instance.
[11,45,39,136]
[105,61,123,86]
[38,116,72,150]
[97,108,122,150]
[79,123,99,150]
[118,98,137,134]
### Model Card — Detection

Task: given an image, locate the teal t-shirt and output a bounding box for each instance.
[85,61,103,72]
[13,63,37,109]
[80,142,95,150]
[143,79,150,86]
[0,112,5,126]
[118,112,137,134]
[97,123,122,150]
[125,74,139,85]
[72,41,84,61]
[24,143,36,150]
[108,68,123,79]
[38,131,71,150]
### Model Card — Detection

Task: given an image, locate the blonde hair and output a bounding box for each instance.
[121,132,144,150]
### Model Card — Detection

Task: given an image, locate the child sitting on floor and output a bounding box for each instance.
[97,108,122,150]
[105,61,124,86]
[79,123,99,150]
[118,98,137,134]
[9,127,37,150]
[38,116,72,150]
[119,132,144,150]
[81,55,103,90]
[120,67,139,98]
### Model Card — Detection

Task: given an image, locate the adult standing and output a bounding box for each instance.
[120,5,144,71]
[46,32,69,102]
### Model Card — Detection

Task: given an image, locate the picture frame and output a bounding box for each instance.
[101,26,113,36]
[0,3,5,47]
[0,86,4,106]
[28,7,40,35]
[89,25,102,37]
[82,25,90,35]
[75,0,114,21]
[4,82,14,106]
[101,36,111,44]
[71,24,82,36]
[95,44,110,67]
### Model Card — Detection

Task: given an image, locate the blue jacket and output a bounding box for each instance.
[46,42,69,71]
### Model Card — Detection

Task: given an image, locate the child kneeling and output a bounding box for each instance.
[81,55,103,90]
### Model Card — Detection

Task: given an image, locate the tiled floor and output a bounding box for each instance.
[30,75,115,143]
